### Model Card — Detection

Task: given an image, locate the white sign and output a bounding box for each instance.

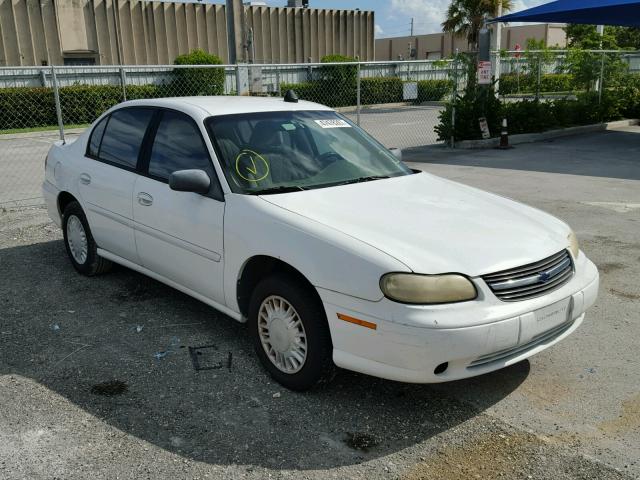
[314,119,351,129]
[478,117,491,139]
[403,82,418,100]
[477,60,492,85]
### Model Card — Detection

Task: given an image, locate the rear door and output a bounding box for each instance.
[132,109,226,305]
[80,107,155,262]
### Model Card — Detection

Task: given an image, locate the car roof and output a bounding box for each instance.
[116,96,333,120]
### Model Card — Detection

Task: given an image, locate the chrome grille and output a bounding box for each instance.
[483,250,574,302]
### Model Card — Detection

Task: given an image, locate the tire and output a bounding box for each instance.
[62,201,112,276]
[248,273,335,391]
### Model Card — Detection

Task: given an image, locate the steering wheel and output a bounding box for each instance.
[316,151,343,168]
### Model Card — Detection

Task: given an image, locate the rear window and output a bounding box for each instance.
[98,108,154,169]
[88,115,108,158]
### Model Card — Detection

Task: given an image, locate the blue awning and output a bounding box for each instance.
[494,0,640,27]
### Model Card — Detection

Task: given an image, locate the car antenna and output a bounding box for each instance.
[284,89,299,103]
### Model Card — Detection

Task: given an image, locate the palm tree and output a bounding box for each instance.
[442,0,512,50]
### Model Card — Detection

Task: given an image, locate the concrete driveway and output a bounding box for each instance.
[0,127,638,479]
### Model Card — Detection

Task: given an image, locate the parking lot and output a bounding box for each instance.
[1,127,639,479]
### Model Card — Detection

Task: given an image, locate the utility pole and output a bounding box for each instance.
[596,24,605,98]
[410,17,414,37]
[493,3,502,96]
[226,0,245,64]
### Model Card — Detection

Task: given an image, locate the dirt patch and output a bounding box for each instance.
[90,380,128,396]
[344,432,380,452]
[403,430,542,480]
[599,394,640,435]
[609,289,640,300]
[111,278,168,302]
[597,262,626,274]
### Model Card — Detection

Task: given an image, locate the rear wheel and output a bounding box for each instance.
[62,201,112,276]
[248,273,334,391]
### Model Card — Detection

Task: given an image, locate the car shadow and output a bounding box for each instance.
[1,240,530,470]
[403,129,640,181]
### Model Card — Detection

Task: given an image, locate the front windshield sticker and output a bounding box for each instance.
[314,119,351,129]
[235,149,270,182]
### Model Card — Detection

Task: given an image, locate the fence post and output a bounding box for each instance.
[51,66,65,144]
[451,50,458,148]
[356,62,361,126]
[276,69,281,96]
[598,51,605,105]
[120,67,127,101]
[235,65,240,96]
[536,53,542,101]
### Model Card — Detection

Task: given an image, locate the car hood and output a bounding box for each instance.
[260,172,570,277]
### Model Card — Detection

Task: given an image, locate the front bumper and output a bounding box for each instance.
[318,252,599,383]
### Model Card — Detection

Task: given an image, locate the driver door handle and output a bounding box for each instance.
[79,173,91,185]
[137,192,153,206]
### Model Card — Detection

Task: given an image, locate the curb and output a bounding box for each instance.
[0,127,85,140]
[334,101,447,113]
[453,119,640,149]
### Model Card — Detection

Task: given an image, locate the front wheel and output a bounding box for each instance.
[62,201,112,276]
[248,273,334,391]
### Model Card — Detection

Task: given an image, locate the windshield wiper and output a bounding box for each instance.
[249,185,308,195]
[337,175,391,186]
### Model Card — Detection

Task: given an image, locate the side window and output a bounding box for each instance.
[88,115,108,158]
[148,111,213,180]
[99,108,154,169]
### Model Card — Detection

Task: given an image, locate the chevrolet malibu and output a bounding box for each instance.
[43,95,599,391]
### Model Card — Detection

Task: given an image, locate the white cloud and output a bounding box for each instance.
[375,24,384,36]
[389,0,451,34]
[387,0,551,35]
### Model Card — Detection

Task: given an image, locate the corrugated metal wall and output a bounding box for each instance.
[0,0,374,66]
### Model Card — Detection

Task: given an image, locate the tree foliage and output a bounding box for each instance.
[173,49,225,96]
[442,0,512,48]
[565,25,640,50]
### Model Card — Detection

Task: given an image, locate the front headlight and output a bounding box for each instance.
[380,273,477,304]
[568,230,579,258]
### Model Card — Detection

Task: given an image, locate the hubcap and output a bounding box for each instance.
[258,295,307,374]
[66,215,88,264]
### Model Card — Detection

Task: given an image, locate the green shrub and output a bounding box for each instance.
[416,79,453,102]
[315,55,358,107]
[0,87,57,130]
[498,73,576,95]
[361,77,403,105]
[173,49,225,96]
[0,83,176,130]
[280,82,322,104]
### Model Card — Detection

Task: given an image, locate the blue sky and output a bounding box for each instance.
[260,1,549,38]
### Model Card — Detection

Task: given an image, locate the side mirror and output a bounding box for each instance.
[389,147,403,162]
[169,169,211,194]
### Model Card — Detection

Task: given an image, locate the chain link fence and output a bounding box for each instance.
[495,49,640,100]
[0,60,456,206]
[1,52,639,206]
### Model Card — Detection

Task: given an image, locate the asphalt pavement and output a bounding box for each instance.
[1,127,639,479]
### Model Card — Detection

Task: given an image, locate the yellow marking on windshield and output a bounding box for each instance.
[235,149,269,182]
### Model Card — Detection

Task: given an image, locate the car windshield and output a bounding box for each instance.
[205,111,412,194]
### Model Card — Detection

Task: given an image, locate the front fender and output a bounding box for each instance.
[223,194,410,311]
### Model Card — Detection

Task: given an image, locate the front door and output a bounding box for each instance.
[79,107,155,263]
[132,109,226,305]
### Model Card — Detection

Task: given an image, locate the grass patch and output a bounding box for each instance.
[0,123,89,135]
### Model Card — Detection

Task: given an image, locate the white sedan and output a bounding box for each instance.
[43,94,599,391]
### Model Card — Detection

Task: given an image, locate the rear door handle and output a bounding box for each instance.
[79,173,91,185]
[137,192,153,206]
